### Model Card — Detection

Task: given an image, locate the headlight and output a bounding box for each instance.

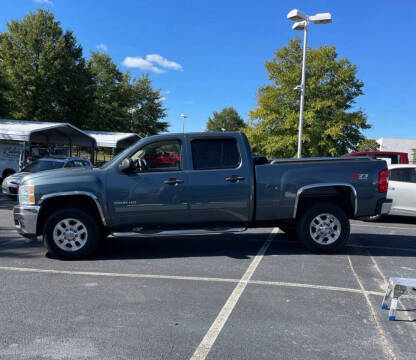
[18,184,35,205]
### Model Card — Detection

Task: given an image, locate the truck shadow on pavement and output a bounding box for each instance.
[1,230,416,260]
[90,231,416,261]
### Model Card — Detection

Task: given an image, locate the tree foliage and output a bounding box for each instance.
[206,107,245,131]
[127,74,168,136]
[244,38,370,158]
[0,9,168,135]
[357,139,379,152]
[0,9,91,127]
[86,51,131,131]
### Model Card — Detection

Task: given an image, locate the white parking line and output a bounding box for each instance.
[351,223,416,232]
[0,264,384,296]
[347,256,396,360]
[250,279,384,296]
[0,266,240,284]
[189,227,279,360]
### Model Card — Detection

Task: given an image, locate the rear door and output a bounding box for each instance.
[185,135,252,225]
[388,167,416,216]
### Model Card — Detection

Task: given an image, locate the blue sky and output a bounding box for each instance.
[1,0,415,139]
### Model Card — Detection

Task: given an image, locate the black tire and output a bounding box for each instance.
[43,208,101,260]
[296,203,350,254]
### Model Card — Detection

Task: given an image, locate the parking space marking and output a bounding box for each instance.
[0,266,240,284]
[351,223,416,232]
[250,279,384,296]
[0,265,384,296]
[347,256,396,360]
[189,227,279,360]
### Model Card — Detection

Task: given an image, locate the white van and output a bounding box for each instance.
[0,141,24,180]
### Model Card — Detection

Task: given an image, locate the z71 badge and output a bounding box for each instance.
[350,173,368,180]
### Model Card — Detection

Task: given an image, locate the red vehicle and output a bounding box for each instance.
[348,151,409,164]
[145,150,180,168]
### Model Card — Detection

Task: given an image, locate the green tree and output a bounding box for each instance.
[86,51,131,131]
[244,38,370,158]
[87,52,168,135]
[0,72,10,117]
[126,74,168,136]
[0,9,91,126]
[357,139,379,152]
[206,107,245,131]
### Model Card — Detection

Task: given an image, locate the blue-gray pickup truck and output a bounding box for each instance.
[13,132,392,260]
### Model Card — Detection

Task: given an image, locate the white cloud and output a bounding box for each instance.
[162,90,171,95]
[122,54,183,73]
[34,0,53,4]
[145,54,183,71]
[96,44,108,52]
[160,96,166,102]
[122,56,165,73]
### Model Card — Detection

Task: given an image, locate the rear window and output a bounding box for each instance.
[389,168,416,183]
[191,138,240,170]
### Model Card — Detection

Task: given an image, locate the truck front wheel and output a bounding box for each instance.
[296,203,350,253]
[43,208,101,260]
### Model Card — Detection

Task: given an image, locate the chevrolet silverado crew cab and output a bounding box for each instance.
[13,132,392,260]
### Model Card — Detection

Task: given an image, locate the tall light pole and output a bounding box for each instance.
[180,114,187,133]
[287,9,332,158]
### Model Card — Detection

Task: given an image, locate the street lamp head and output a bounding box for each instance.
[180,114,187,119]
[287,9,308,22]
[292,21,307,31]
[309,12,332,24]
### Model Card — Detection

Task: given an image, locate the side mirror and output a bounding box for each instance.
[118,158,135,172]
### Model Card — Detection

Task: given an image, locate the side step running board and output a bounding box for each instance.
[111,227,247,238]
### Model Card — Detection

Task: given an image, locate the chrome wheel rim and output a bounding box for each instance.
[309,213,341,245]
[53,218,88,252]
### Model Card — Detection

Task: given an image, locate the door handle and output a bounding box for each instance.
[225,175,245,182]
[389,187,395,191]
[164,178,184,185]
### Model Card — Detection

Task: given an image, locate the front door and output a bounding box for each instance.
[107,139,189,228]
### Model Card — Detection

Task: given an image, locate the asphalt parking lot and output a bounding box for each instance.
[1,193,416,360]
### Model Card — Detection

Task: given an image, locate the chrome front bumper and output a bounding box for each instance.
[13,205,40,238]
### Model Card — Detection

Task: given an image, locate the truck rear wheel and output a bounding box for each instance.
[43,208,101,260]
[296,203,350,253]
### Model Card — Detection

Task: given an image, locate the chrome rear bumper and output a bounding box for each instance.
[379,199,393,215]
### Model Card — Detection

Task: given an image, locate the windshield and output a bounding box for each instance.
[23,159,64,172]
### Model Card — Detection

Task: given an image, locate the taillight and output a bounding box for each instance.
[378,169,389,193]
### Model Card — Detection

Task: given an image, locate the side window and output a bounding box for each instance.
[82,161,91,167]
[131,140,181,171]
[64,161,75,168]
[389,168,416,183]
[191,138,240,170]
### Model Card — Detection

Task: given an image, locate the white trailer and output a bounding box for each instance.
[0,119,96,180]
